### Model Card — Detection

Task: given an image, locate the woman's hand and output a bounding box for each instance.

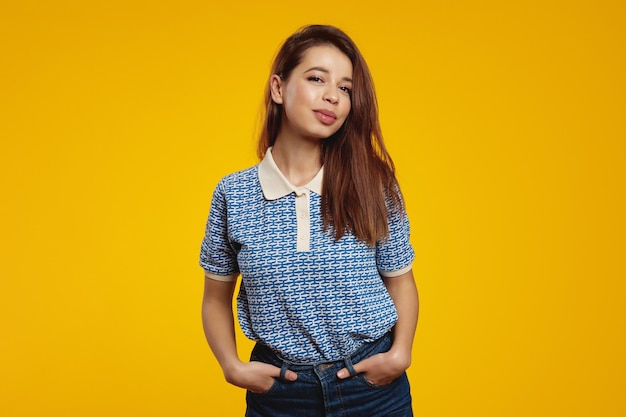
[336,349,411,386]
[224,361,298,393]
[336,270,418,386]
[201,277,298,393]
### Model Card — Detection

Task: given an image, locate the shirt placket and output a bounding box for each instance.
[294,187,311,252]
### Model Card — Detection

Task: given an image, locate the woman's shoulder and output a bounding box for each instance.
[215,164,260,192]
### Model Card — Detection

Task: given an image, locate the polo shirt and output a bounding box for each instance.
[199,148,415,363]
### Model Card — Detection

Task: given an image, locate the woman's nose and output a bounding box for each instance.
[323,89,338,105]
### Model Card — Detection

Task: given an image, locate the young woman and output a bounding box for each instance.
[200,24,419,417]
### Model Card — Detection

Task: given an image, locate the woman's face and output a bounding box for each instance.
[271,45,353,142]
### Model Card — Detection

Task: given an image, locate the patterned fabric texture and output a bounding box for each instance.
[200,160,415,363]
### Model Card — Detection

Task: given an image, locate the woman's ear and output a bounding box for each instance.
[269,74,284,105]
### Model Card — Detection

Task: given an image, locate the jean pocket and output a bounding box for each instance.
[251,377,280,396]
[357,373,400,390]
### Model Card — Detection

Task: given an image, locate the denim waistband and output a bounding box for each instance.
[253,333,393,379]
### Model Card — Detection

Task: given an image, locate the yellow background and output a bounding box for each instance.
[1,0,624,415]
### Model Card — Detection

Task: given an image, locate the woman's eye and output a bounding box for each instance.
[308,76,323,83]
[340,86,352,95]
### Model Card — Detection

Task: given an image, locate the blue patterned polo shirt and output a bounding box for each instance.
[200,148,414,363]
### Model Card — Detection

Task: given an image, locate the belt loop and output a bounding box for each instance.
[279,361,290,381]
[343,356,358,378]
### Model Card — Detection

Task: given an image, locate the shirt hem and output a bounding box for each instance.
[379,264,412,278]
[203,270,239,282]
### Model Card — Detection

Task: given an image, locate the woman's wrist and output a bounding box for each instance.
[221,359,245,384]
[387,344,412,371]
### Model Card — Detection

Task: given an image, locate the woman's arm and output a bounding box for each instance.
[201,275,240,376]
[383,269,419,369]
[337,269,419,384]
[201,274,297,392]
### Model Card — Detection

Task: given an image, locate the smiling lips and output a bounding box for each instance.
[313,109,337,125]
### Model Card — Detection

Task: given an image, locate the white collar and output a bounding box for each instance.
[258,147,323,200]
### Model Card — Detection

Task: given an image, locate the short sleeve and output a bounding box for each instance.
[376,204,415,277]
[199,180,240,281]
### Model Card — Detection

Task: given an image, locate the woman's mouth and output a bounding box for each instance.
[313,109,337,125]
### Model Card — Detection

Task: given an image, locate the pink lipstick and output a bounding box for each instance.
[313,109,337,125]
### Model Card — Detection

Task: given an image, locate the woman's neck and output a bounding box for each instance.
[271,137,323,187]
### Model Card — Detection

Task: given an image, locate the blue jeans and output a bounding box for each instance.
[245,333,413,417]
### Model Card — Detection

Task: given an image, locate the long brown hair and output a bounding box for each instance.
[257,25,403,246]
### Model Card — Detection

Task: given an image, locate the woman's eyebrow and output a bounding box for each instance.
[304,66,353,83]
